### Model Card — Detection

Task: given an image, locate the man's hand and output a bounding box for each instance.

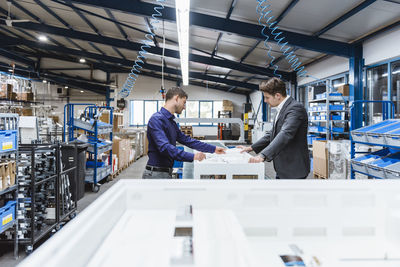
[214,147,226,154]
[237,145,253,153]
[248,156,265,163]
[194,152,206,161]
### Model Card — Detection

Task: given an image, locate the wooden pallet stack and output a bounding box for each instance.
[180,126,193,137]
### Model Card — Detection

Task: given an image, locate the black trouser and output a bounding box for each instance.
[276,176,307,179]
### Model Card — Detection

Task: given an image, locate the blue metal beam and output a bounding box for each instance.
[0,48,35,67]
[274,0,300,25]
[349,44,363,129]
[0,21,290,79]
[104,8,128,40]
[11,1,77,48]
[314,0,377,36]
[67,0,352,57]
[3,39,258,91]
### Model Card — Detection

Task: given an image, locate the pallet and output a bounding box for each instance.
[313,172,327,179]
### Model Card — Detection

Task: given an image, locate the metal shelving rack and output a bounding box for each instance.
[0,113,19,258]
[16,143,78,254]
[308,89,349,140]
[350,100,396,179]
[63,104,113,192]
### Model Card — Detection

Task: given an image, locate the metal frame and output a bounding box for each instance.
[349,100,395,179]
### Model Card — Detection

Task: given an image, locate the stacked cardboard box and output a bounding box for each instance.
[313,140,328,178]
[0,161,16,191]
[112,137,131,169]
[222,100,234,112]
[0,84,17,100]
[180,126,193,137]
[17,92,34,101]
[100,111,124,132]
[336,84,349,96]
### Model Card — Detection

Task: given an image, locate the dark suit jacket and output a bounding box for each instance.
[251,97,310,179]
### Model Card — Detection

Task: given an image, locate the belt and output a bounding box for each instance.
[146,165,172,173]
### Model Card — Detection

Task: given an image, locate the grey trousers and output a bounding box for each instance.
[142,169,172,179]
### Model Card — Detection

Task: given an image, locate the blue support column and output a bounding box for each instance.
[349,44,364,130]
[262,95,268,122]
[106,72,111,107]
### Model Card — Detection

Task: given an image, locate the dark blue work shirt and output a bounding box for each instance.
[147,107,216,168]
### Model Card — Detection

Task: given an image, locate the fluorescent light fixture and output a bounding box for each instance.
[64,86,69,89]
[38,35,48,42]
[8,69,13,72]
[79,58,86,63]
[43,80,47,83]
[80,90,84,93]
[333,82,345,88]
[382,73,388,77]
[175,0,190,86]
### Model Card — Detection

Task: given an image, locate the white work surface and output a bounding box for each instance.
[18,180,400,267]
[193,148,265,179]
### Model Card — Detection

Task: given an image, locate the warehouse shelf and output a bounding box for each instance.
[0,113,18,258]
[64,104,113,193]
[349,100,400,179]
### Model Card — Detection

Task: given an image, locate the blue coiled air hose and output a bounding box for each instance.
[119,0,165,98]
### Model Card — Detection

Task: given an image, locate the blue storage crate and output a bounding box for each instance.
[366,122,400,145]
[351,120,400,143]
[329,105,344,111]
[331,115,342,120]
[0,130,17,153]
[351,148,397,174]
[384,128,400,147]
[367,152,400,178]
[332,127,345,133]
[86,160,105,168]
[0,201,16,234]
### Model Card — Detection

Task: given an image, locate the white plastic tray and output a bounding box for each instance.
[18,180,400,267]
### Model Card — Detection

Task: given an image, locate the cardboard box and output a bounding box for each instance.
[112,137,130,169]
[337,84,349,96]
[0,161,16,190]
[22,108,33,116]
[17,92,34,101]
[113,114,123,132]
[312,140,328,178]
[0,86,13,99]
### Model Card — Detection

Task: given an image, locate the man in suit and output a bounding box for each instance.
[238,77,310,179]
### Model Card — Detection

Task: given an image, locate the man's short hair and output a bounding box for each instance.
[259,77,287,97]
[165,87,188,101]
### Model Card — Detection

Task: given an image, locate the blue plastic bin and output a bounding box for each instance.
[351,120,400,143]
[367,152,400,178]
[351,148,398,174]
[0,130,17,153]
[0,201,16,234]
[366,122,400,145]
[86,161,105,168]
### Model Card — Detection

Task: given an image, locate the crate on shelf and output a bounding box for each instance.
[0,200,16,234]
[351,148,397,174]
[351,120,399,143]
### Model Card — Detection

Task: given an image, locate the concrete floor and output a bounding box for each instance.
[0,155,311,266]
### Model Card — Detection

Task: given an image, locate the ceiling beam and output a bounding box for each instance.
[0,62,109,95]
[0,48,35,67]
[66,0,352,57]
[0,21,290,79]
[314,0,377,36]
[274,0,300,25]
[3,43,258,91]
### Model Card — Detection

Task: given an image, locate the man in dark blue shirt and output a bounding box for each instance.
[143,87,226,179]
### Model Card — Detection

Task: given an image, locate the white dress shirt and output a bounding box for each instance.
[273,96,290,125]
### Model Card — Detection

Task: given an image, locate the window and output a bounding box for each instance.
[130,100,144,126]
[185,101,199,125]
[213,101,223,119]
[366,64,388,123]
[144,101,158,124]
[158,100,164,111]
[129,100,226,126]
[200,101,212,125]
[391,61,400,118]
